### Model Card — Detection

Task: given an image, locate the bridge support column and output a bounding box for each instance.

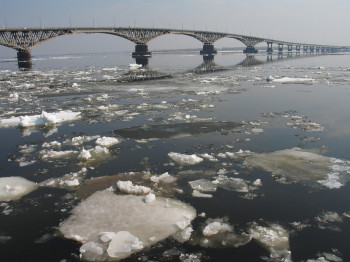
[288,45,293,52]
[266,42,273,53]
[17,50,32,71]
[316,47,320,53]
[303,46,308,53]
[296,45,301,52]
[310,46,315,53]
[278,44,283,53]
[200,43,217,56]
[132,44,152,66]
[243,46,258,54]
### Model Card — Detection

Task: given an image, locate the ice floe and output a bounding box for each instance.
[0,177,37,201]
[95,136,120,147]
[246,147,350,189]
[272,76,315,84]
[249,222,291,262]
[168,152,203,166]
[190,218,251,248]
[116,181,151,195]
[0,110,81,128]
[59,190,196,261]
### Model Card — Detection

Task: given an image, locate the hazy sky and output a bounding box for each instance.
[1,0,349,56]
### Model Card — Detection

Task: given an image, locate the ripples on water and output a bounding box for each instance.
[0,52,350,261]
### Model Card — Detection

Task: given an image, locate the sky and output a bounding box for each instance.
[1,0,350,57]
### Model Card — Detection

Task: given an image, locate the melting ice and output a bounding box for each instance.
[59,190,196,261]
[246,147,350,189]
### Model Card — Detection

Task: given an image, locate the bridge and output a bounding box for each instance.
[0,27,348,70]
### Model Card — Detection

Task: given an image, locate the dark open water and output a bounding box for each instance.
[0,51,349,262]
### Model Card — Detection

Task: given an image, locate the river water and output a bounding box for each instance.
[0,51,350,262]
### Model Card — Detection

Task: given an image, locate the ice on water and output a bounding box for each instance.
[0,177,37,201]
[0,110,81,128]
[246,147,350,189]
[59,190,196,261]
[168,152,203,166]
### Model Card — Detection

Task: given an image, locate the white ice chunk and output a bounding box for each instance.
[192,190,213,198]
[249,222,291,262]
[0,177,37,201]
[202,222,233,236]
[80,241,104,261]
[143,193,156,203]
[117,181,151,195]
[95,136,120,147]
[273,77,315,84]
[150,172,177,184]
[168,152,203,166]
[0,110,81,128]
[107,231,143,258]
[77,148,92,161]
[188,179,217,192]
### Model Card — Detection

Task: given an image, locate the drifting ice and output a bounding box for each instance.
[168,152,203,166]
[0,177,37,201]
[0,110,81,128]
[246,147,350,189]
[59,190,196,261]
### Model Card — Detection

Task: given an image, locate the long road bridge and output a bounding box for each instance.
[0,27,349,70]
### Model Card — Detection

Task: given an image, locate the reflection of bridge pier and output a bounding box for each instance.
[17,50,32,71]
[132,43,151,66]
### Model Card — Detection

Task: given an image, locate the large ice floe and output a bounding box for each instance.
[0,110,81,128]
[114,121,242,139]
[245,147,350,189]
[0,177,37,201]
[59,190,196,261]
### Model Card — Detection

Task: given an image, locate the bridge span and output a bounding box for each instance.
[0,27,348,70]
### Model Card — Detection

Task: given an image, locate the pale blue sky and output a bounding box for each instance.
[1,0,349,56]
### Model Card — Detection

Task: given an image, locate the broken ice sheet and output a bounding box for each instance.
[245,147,350,189]
[114,121,242,139]
[59,190,196,261]
[248,222,291,262]
[189,218,251,249]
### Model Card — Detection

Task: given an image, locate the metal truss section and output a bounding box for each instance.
[0,29,71,50]
[232,36,264,47]
[112,28,170,44]
[186,32,226,44]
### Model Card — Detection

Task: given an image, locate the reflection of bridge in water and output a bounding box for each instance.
[111,52,325,82]
[0,27,349,70]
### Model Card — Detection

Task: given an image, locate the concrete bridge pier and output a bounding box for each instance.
[132,44,152,66]
[316,47,320,53]
[310,46,315,53]
[266,42,273,53]
[200,43,217,56]
[303,46,308,53]
[243,46,258,54]
[17,49,32,71]
[287,45,293,52]
[278,44,283,53]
